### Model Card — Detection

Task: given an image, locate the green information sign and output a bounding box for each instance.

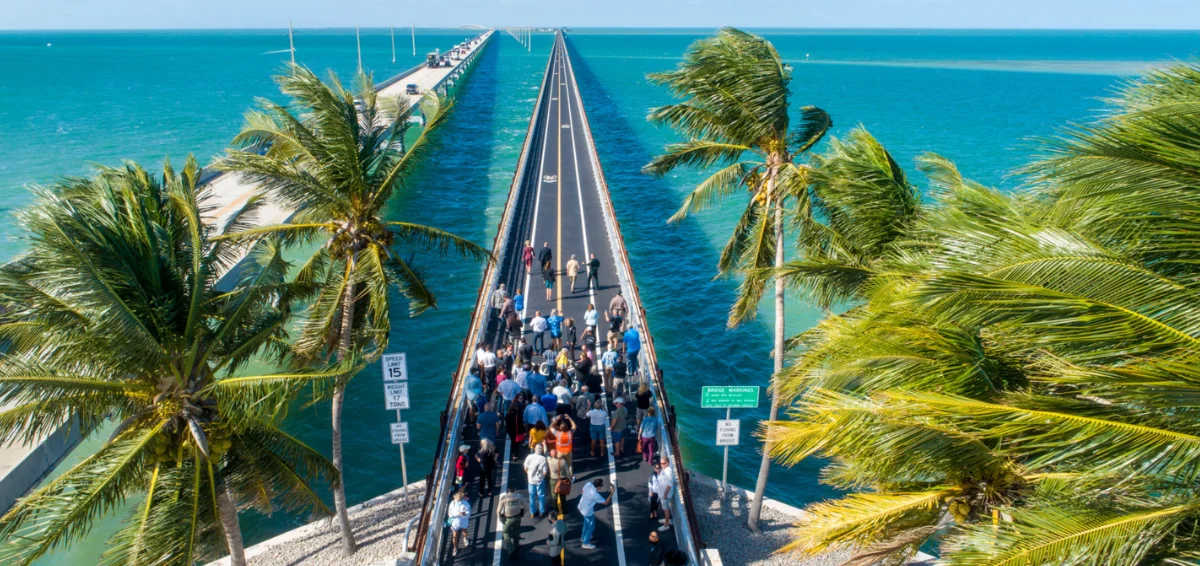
[701,386,761,409]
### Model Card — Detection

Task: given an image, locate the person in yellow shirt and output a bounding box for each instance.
[529,420,549,451]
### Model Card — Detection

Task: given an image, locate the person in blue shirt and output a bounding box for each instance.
[477,402,501,443]
[540,390,559,416]
[526,366,548,398]
[465,368,484,415]
[513,289,524,314]
[547,309,565,351]
[523,399,549,430]
[623,325,642,376]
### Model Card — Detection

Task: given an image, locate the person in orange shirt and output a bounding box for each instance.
[552,414,576,475]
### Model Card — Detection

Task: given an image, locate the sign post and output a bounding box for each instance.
[703,386,759,499]
[382,353,410,499]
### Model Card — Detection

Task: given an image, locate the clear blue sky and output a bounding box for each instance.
[5,0,1199,30]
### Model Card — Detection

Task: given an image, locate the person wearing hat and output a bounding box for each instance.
[610,397,629,457]
[455,444,470,487]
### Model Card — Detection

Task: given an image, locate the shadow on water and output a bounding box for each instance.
[235,38,506,545]
[564,35,836,509]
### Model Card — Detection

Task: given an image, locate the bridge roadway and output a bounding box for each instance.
[413,32,702,566]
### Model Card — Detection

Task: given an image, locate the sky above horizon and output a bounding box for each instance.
[3,0,1199,31]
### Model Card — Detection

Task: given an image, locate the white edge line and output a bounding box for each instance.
[491,438,512,565]
[562,36,626,566]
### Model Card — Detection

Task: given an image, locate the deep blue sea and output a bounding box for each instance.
[1,27,1197,563]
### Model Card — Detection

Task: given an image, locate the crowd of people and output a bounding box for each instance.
[445,241,684,564]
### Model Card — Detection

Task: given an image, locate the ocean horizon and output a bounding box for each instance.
[1,26,1197,563]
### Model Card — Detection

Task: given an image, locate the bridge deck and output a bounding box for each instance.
[430,33,695,566]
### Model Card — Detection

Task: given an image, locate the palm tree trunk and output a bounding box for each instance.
[216,481,246,566]
[748,198,785,532]
[333,253,359,556]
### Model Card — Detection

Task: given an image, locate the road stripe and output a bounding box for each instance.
[555,40,564,314]
[562,40,627,566]
[491,438,512,565]
[521,48,556,321]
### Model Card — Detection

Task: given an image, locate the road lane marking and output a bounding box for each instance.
[561,41,627,566]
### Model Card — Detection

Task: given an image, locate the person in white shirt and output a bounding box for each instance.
[478,344,498,386]
[523,444,549,517]
[584,303,599,335]
[529,310,548,352]
[553,380,572,407]
[586,400,608,457]
[448,490,471,556]
[566,254,582,292]
[655,456,674,532]
[577,478,613,549]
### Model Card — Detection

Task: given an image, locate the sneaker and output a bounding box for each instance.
[658,524,671,532]
[581,543,597,550]
[658,519,667,524]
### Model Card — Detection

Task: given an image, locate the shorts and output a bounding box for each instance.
[550,331,562,339]
[590,424,606,439]
[611,429,624,443]
[545,280,554,288]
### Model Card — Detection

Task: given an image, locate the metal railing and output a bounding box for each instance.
[562,32,705,562]
[410,37,556,565]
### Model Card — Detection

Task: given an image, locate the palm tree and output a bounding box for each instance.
[0,159,356,566]
[218,65,491,554]
[763,62,1200,564]
[643,27,831,530]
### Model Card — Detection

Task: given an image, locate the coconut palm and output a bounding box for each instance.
[218,65,491,554]
[0,158,355,566]
[764,63,1200,564]
[643,27,831,530]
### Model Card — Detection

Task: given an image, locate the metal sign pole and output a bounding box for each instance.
[397,407,408,499]
[722,407,730,499]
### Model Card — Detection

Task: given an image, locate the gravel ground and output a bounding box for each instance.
[690,479,850,566]
[220,486,423,566]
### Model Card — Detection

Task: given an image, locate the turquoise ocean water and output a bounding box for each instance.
[1,27,1198,562]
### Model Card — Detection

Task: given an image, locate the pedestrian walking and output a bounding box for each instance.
[566,254,581,292]
[612,351,628,398]
[478,344,498,389]
[523,396,549,429]
[477,402,500,444]
[547,448,570,517]
[648,531,665,566]
[523,240,535,274]
[649,460,663,520]
[518,337,535,365]
[552,414,576,473]
[587,253,600,291]
[529,420,550,452]
[639,406,660,463]
[635,382,653,432]
[577,478,614,549]
[530,310,547,352]
[524,444,549,517]
[500,485,526,558]
[573,385,595,421]
[490,284,508,320]
[587,399,608,457]
[608,290,627,327]
[507,401,526,461]
[564,317,578,359]
[448,490,471,556]
[547,516,567,566]
[539,242,553,274]
[584,303,598,336]
[498,376,521,416]
[514,288,525,314]
[582,326,597,361]
[655,456,674,532]
[543,267,556,301]
[611,397,629,457]
[547,309,564,351]
[465,368,484,415]
[624,324,642,376]
[477,439,498,497]
[455,445,470,488]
